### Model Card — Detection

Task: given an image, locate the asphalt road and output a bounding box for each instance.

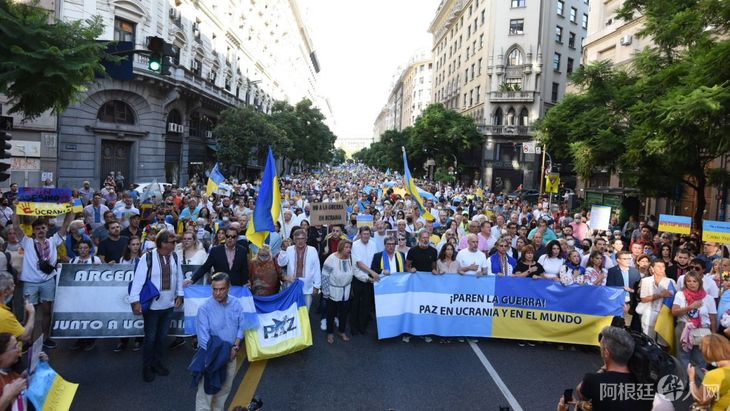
[46,308,608,411]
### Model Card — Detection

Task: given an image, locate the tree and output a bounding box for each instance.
[408,103,482,174]
[539,0,730,229]
[214,105,289,173]
[270,99,337,170]
[0,1,109,118]
[331,148,346,165]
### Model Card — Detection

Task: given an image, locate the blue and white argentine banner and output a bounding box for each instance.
[183,285,259,335]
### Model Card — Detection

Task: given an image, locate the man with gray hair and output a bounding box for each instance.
[569,326,654,410]
[0,271,35,343]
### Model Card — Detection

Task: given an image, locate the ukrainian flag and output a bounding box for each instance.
[654,281,677,354]
[244,280,312,361]
[206,163,226,196]
[246,147,281,249]
[26,361,78,410]
[402,148,434,221]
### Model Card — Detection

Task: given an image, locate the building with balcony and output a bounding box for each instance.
[428,0,588,193]
[55,0,327,189]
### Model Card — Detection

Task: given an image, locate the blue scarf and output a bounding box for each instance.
[489,252,516,275]
[66,232,95,259]
[565,261,586,275]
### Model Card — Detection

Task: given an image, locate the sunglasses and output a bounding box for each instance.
[225,234,237,239]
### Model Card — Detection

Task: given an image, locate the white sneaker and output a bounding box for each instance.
[320,319,326,331]
[402,335,411,343]
[423,336,433,343]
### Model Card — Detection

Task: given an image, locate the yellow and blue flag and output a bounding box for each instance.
[244,280,312,361]
[402,148,434,221]
[654,281,677,354]
[25,361,79,411]
[246,147,281,249]
[206,163,226,196]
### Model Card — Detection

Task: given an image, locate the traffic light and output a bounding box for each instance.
[146,36,175,75]
[0,131,11,182]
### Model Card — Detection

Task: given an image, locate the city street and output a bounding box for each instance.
[48,308,603,411]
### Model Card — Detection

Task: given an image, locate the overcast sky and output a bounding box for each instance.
[301,0,441,145]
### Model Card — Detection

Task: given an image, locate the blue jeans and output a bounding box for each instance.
[142,307,173,368]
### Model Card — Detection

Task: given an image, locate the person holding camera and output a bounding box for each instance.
[11,211,73,350]
[558,326,654,411]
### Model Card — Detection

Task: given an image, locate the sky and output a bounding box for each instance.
[301,0,442,147]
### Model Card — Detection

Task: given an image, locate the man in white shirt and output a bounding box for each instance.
[456,234,487,276]
[372,220,387,253]
[83,193,110,231]
[350,226,379,335]
[113,193,140,229]
[12,211,73,349]
[277,228,321,308]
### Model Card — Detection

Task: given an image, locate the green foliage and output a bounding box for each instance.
[331,148,347,165]
[0,0,109,118]
[214,105,288,169]
[540,0,730,227]
[271,99,337,165]
[356,104,482,173]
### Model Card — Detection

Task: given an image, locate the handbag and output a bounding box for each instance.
[691,328,711,345]
[33,242,56,275]
[128,252,160,314]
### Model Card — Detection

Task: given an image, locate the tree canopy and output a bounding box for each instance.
[538,0,730,228]
[354,103,482,181]
[0,0,109,118]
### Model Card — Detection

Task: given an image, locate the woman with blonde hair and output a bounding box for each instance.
[688,334,730,410]
[176,230,207,265]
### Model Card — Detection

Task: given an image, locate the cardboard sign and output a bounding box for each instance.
[589,205,611,231]
[309,202,347,226]
[703,220,730,244]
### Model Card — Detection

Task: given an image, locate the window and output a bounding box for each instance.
[191,57,202,76]
[97,100,135,124]
[582,13,588,29]
[480,33,484,48]
[519,108,529,125]
[469,90,473,106]
[113,18,135,44]
[568,32,576,48]
[511,0,525,7]
[569,7,577,23]
[471,63,475,80]
[465,68,469,84]
[463,93,467,106]
[507,49,523,66]
[551,82,559,102]
[510,19,524,35]
[555,25,563,43]
[557,0,564,15]
[567,57,574,74]
[481,9,485,24]
[476,86,480,103]
[553,52,561,71]
[466,46,470,58]
[478,58,483,75]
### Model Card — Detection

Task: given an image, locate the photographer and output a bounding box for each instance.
[558,326,654,411]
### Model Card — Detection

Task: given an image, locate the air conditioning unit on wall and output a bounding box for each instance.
[619,35,633,46]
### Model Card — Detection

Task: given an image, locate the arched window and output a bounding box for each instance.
[507,107,516,125]
[506,48,523,66]
[97,100,135,124]
[494,108,503,125]
[519,107,529,126]
[167,109,182,133]
[189,112,201,137]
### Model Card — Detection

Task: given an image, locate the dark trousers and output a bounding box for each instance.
[326,299,349,334]
[318,293,328,320]
[142,307,173,368]
[349,279,373,334]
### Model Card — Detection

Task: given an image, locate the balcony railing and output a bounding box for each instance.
[478,125,536,136]
[488,91,536,102]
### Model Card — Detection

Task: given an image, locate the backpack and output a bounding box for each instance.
[127,251,179,313]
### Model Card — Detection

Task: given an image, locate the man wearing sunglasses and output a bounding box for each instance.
[187,227,249,286]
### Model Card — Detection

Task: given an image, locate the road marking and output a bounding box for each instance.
[230,359,267,408]
[468,341,523,411]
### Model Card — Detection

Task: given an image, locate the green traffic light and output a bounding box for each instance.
[149,59,161,71]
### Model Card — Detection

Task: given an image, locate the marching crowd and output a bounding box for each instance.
[0,164,726,410]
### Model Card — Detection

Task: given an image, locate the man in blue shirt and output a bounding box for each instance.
[195,272,245,411]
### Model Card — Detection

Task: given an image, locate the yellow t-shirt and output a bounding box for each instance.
[0,303,24,338]
[703,366,730,411]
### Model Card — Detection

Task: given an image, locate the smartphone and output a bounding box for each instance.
[563,389,573,404]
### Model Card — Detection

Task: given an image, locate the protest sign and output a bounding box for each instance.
[25,362,78,411]
[703,219,730,244]
[658,214,691,235]
[588,205,611,231]
[244,280,312,361]
[16,187,81,216]
[309,202,347,225]
[51,264,201,338]
[374,274,624,345]
[356,214,373,228]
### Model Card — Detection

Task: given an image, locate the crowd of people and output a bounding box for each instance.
[0,164,727,410]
